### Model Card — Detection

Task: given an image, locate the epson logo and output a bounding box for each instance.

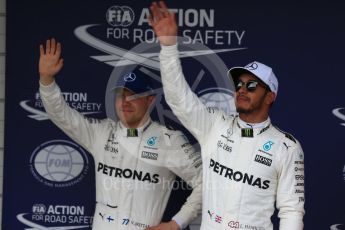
[254,155,272,166]
[295,175,304,181]
[141,151,158,160]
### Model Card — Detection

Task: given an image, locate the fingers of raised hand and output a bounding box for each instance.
[42,38,60,55]
[45,39,51,54]
[149,1,172,24]
[158,1,170,18]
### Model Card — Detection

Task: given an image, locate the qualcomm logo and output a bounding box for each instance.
[332,108,345,126]
[29,140,89,187]
[20,92,102,121]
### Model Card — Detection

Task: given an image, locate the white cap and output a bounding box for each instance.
[227,61,278,96]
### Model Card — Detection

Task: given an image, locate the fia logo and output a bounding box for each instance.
[147,137,157,146]
[263,141,274,151]
[106,6,135,27]
[32,204,46,214]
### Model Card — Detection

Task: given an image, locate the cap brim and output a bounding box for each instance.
[227,67,253,82]
[111,86,135,93]
[227,67,273,93]
[111,86,157,98]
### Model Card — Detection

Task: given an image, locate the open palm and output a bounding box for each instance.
[149,1,177,46]
[39,38,63,82]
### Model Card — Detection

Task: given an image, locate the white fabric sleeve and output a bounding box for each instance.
[39,81,100,154]
[166,133,202,229]
[276,141,305,230]
[171,218,183,230]
[159,44,217,144]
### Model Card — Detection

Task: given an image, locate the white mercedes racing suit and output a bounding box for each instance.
[159,45,305,230]
[39,81,203,230]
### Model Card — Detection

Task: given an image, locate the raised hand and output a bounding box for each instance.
[39,38,63,85]
[149,1,177,46]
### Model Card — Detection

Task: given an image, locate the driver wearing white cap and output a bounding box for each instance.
[149,1,305,230]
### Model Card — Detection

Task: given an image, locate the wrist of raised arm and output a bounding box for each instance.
[39,76,55,86]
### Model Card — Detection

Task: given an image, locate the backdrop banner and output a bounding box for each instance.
[3,0,345,229]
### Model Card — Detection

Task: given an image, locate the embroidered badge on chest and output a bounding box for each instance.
[127,128,138,137]
[241,128,253,137]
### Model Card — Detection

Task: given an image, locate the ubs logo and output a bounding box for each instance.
[217,140,232,153]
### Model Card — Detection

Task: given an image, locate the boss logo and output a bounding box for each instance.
[141,151,158,160]
[254,154,272,166]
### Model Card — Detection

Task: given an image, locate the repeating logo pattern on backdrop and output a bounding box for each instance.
[17,203,93,229]
[332,107,345,126]
[20,91,102,121]
[29,140,89,188]
[72,4,248,139]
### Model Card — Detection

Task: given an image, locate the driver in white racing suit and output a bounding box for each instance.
[149,2,305,230]
[38,38,202,230]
